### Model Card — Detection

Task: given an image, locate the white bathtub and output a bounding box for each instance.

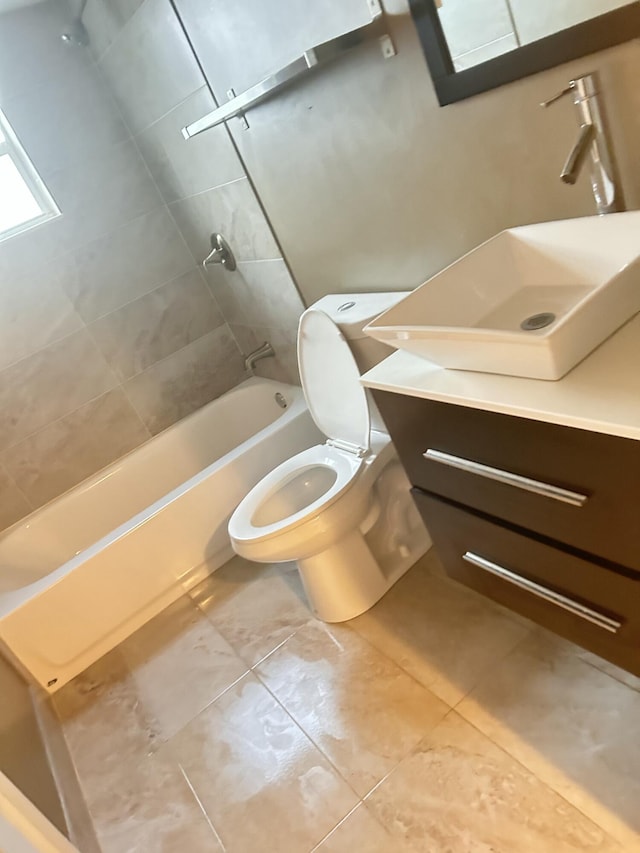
[0,378,322,692]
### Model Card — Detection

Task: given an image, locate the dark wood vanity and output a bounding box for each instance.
[373,390,640,676]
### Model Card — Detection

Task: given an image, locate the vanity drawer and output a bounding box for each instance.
[413,490,640,675]
[374,391,640,572]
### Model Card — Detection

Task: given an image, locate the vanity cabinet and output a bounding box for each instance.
[373,390,640,676]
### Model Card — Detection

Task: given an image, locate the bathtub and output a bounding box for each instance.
[0,378,322,692]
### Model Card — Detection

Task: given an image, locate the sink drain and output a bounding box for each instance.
[520,312,556,331]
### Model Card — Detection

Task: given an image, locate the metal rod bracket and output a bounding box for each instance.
[182,2,396,140]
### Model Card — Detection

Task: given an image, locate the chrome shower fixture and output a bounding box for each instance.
[61,0,89,46]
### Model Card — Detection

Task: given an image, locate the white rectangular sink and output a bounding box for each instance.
[365,212,640,380]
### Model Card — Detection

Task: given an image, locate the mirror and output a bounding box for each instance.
[409,0,640,105]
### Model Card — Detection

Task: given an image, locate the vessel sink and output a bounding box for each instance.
[365,211,640,380]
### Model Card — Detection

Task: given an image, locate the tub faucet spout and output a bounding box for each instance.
[244,341,275,371]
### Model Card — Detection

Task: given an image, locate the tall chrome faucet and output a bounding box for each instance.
[541,72,622,215]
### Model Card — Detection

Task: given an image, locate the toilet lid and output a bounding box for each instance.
[298,309,370,452]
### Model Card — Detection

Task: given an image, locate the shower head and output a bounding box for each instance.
[61,18,89,46]
[61,0,89,47]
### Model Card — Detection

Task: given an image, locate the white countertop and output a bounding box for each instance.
[361,314,640,441]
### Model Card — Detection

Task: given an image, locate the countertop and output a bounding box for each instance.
[361,313,640,441]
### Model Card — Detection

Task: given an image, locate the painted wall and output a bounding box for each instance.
[173,0,640,307]
[0,655,66,834]
[0,0,304,534]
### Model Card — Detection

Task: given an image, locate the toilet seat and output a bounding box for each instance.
[229,307,388,565]
[298,309,371,454]
[228,444,364,547]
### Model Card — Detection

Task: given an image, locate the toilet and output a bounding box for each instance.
[228,293,431,622]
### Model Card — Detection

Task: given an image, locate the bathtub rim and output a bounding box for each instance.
[0,377,306,617]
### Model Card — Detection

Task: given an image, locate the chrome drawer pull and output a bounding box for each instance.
[424,449,588,507]
[463,551,622,634]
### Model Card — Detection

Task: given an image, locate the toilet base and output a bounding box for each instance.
[297,518,430,623]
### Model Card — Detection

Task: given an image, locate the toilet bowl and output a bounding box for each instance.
[228,295,430,622]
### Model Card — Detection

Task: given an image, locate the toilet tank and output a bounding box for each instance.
[308,292,410,433]
[309,292,409,373]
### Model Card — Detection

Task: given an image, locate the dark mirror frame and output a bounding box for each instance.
[408,0,640,106]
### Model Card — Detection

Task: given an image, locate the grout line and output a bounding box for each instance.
[156,670,251,750]
[91,0,153,66]
[118,323,232,385]
[248,630,302,668]
[131,84,209,137]
[444,708,624,844]
[578,656,640,693]
[0,374,121,458]
[178,765,227,851]
[0,466,36,522]
[447,625,535,713]
[166,174,247,204]
[250,653,366,804]
[308,801,364,853]
[85,262,216,327]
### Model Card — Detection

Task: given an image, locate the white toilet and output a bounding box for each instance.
[228,293,431,622]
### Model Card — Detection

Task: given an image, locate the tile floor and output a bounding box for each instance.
[53,551,640,853]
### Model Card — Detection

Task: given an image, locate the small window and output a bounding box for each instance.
[0,109,59,243]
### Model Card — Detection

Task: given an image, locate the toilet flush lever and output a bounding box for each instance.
[203,233,236,271]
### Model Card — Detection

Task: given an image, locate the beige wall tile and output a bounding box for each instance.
[124,325,246,434]
[169,178,280,264]
[0,1,90,100]
[2,63,128,176]
[162,674,358,851]
[233,259,305,329]
[59,208,195,323]
[0,466,31,533]
[136,86,245,204]
[230,323,300,384]
[83,0,145,59]
[44,139,163,255]
[3,388,148,508]
[0,140,163,284]
[99,0,203,134]
[0,267,83,372]
[256,620,450,796]
[90,269,224,380]
[0,329,118,453]
[366,712,620,852]
[0,0,255,518]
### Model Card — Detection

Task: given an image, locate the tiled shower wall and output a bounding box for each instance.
[83,0,305,381]
[0,0,304,533]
